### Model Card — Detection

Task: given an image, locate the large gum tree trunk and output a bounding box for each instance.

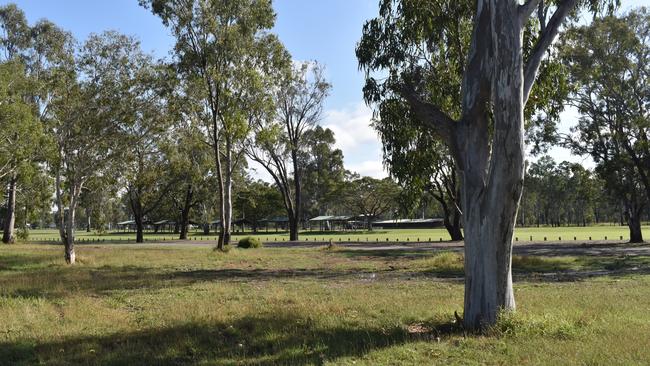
[460,1,523,329]
[388,0,576,331]
[2,174,17,244]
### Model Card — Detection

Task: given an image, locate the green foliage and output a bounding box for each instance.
[560,8,650,222]
[235,180,285,230]
[300,126,346,217]
[520,156,605,227]
[343,177,401,226]
[15,227,28,242]
[141,0,291,244]
[237,236,262,249]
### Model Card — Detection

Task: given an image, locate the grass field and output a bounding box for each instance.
[1,242,650,365]
[23,224,650,244]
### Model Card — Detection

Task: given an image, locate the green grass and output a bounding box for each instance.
[23,224,650,244]
[1,243,650,365]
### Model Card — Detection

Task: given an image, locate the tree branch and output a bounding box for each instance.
[523,0,578,104]
[518,0,543,21]
[397,83,457,147]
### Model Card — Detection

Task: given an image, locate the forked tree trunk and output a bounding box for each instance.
[459,1,524,329]
[55,169,79,264]
[2,174,17,244]
[463,0,524,329]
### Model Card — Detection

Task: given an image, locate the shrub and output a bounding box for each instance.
[237,236,262,249]
[16,228,29,242]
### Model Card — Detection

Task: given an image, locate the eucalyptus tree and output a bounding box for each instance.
[165,122,215,240]
[358,0,617,329]
[342,176,401,231]
[0,60,47,243]
[300,126,346,220]
[235,179,284,232]
[375,99,463,240]
[0,5,63,243]
[561,8,649,241]
[141,0,291,249]
[118,51,177,243]
[79,174,120,233]
[247,62,331,241]
[48,32,135,263]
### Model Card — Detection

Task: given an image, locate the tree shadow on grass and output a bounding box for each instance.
[0,265,396,301]
[335,249,441,260]
[0,312,459,366]
[3,251,650,302]
[0,253,57,271]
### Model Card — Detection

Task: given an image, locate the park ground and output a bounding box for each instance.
[24,225,650,244]
[2,234,650,365]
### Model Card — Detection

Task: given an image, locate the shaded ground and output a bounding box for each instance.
[24,239,650,283]
[136,238,650,256]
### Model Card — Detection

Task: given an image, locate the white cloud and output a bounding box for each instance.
[322,102,378,153]
[321,102,387,178]
[346,160,387,179]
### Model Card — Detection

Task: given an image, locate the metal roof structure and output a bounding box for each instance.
[372,218,444,224]
[309,215,353,222]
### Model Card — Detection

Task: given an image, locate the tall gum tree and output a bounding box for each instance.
[121,59,176,244]
[48,32,133,263]
[561,9,649,242]
[0,5,66,244]
[358,0,618,329]
[141,0,291,249]
[247,62,331,241]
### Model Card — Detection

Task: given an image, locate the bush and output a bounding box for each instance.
[16,228,29,242]
[237,236,262,249]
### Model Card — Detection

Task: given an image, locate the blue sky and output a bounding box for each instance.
[5,0,650,179]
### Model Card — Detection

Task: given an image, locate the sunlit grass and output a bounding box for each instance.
[1,243,650,365]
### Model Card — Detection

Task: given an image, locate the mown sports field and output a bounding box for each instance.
[1,236,650,365]
[24,225,650,244]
